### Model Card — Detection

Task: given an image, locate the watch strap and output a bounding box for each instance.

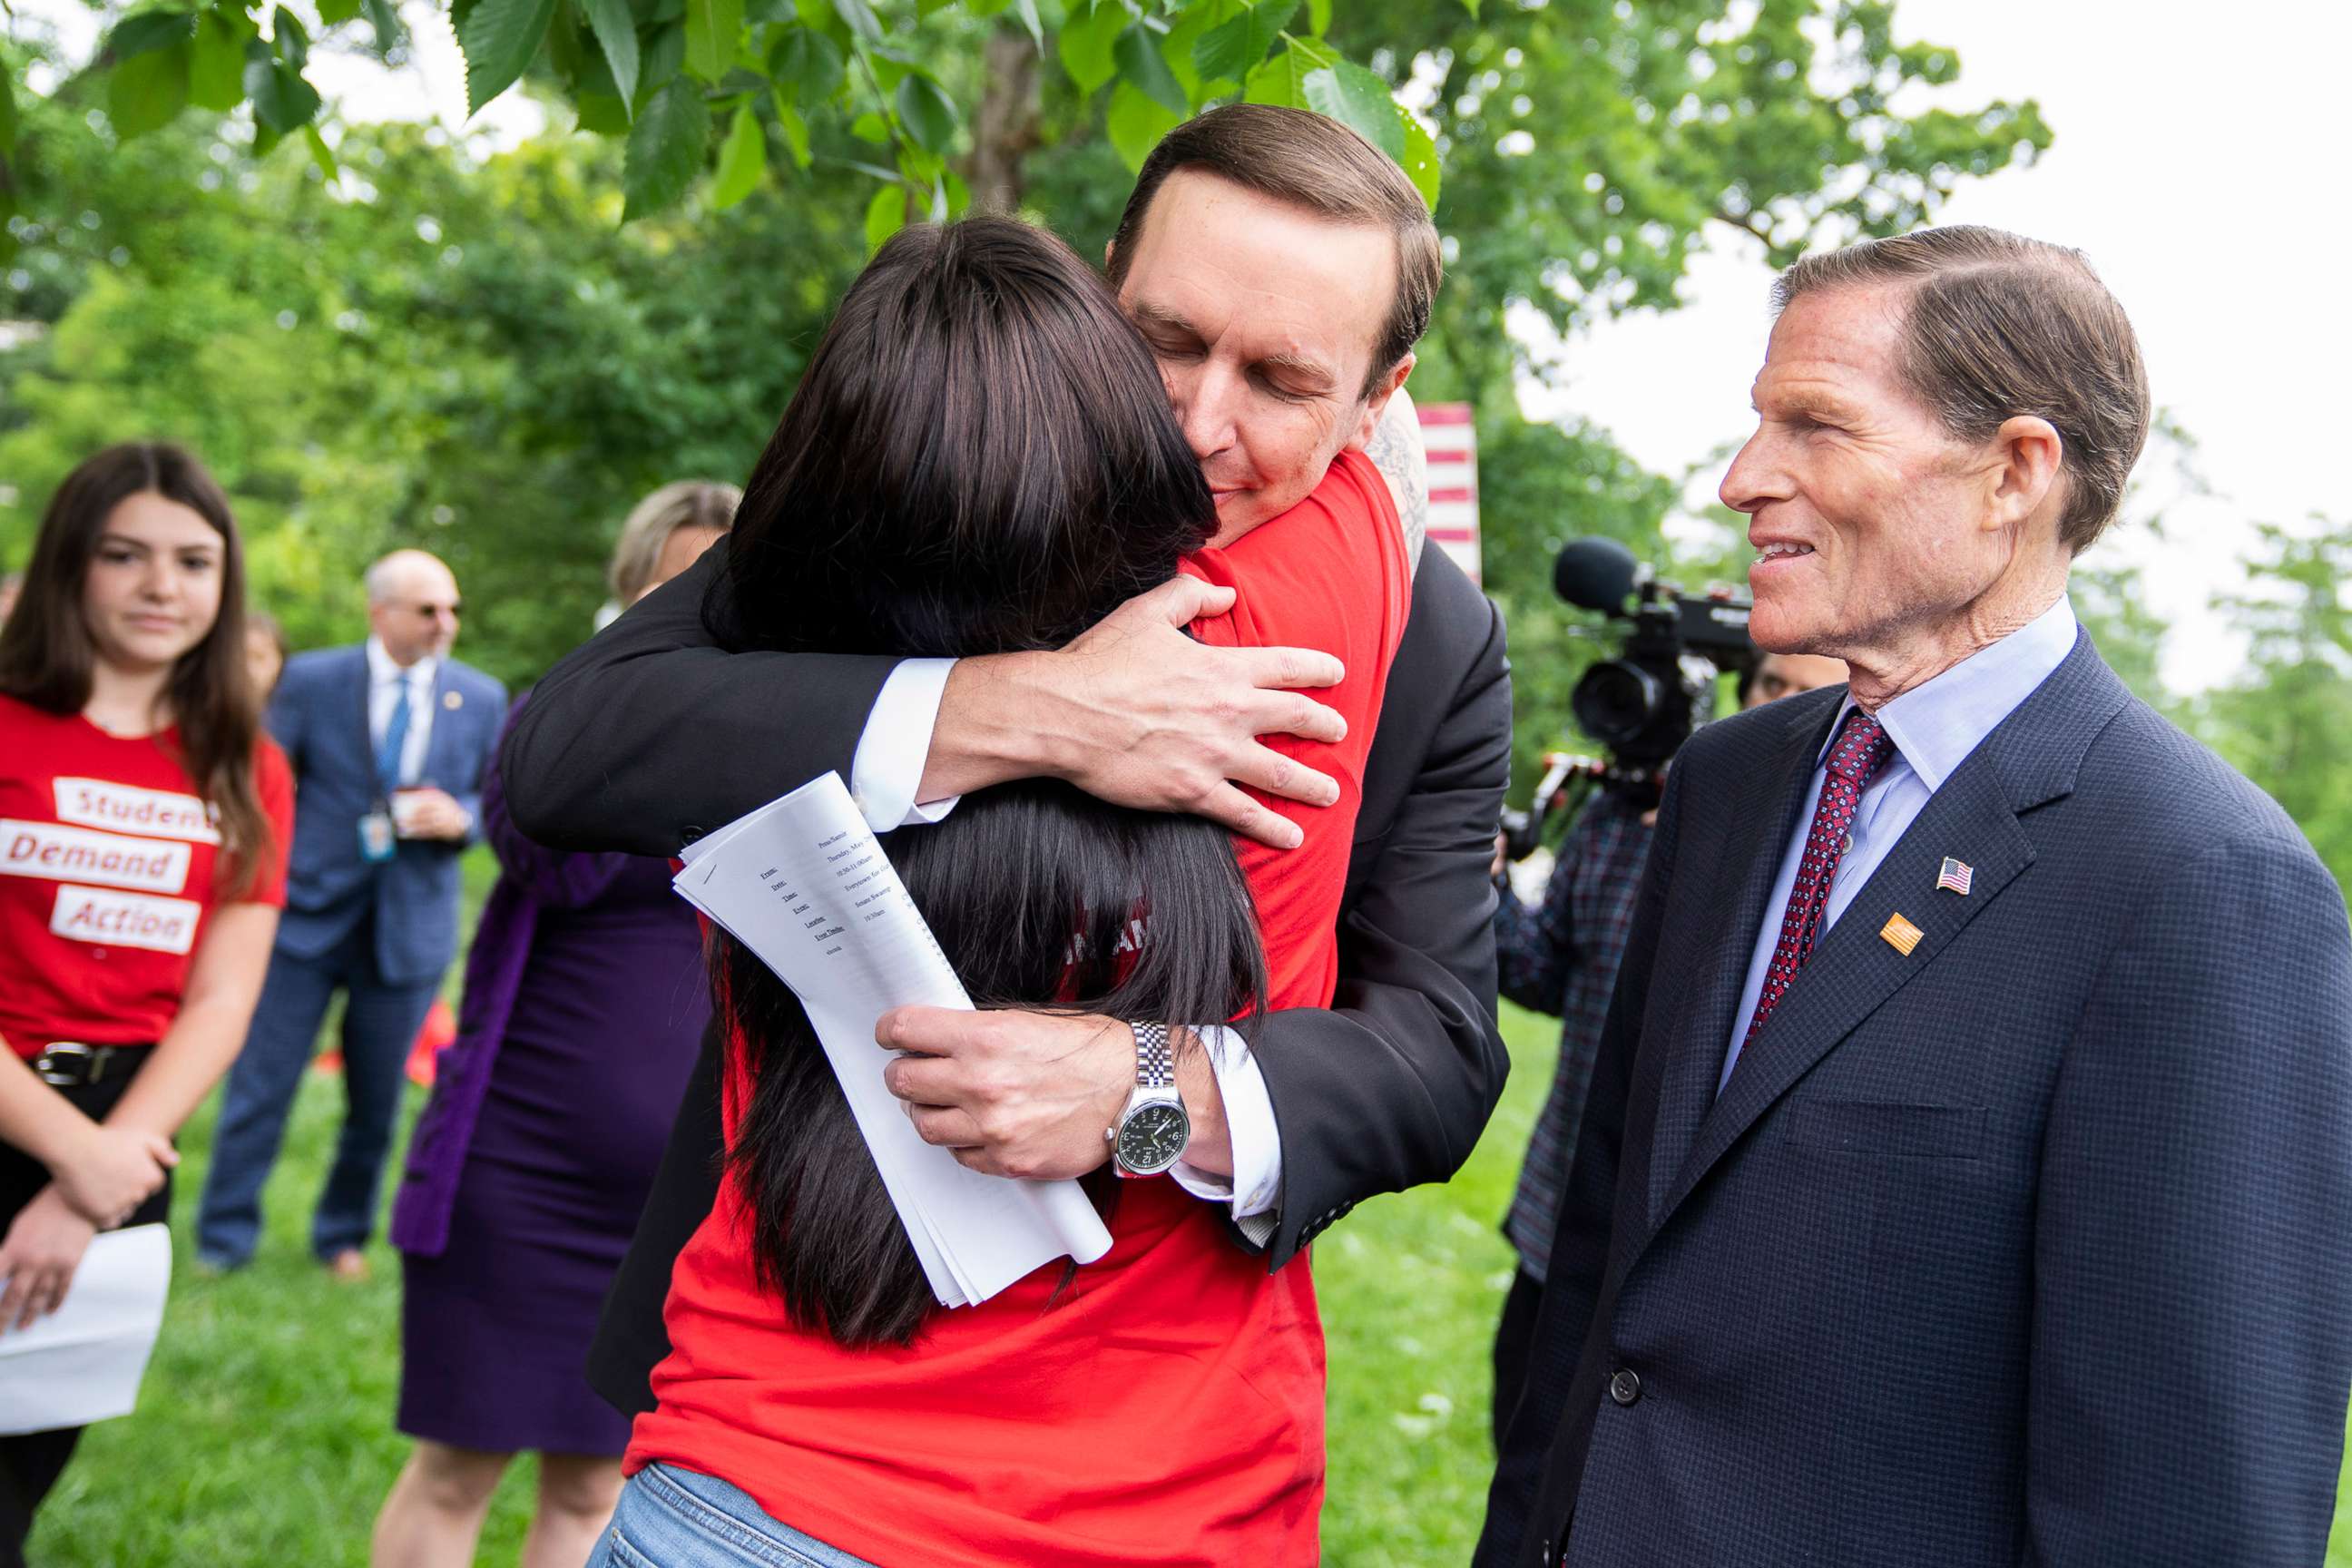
[1132,1021,1174,1092]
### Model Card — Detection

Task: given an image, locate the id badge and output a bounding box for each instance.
[359,810,397,863]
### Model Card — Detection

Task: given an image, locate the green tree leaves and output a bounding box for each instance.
[711,103,768,206]
[894,71,957,153]
[1112,25,1187,115]
[103,7,200,140]
[243,34,321,136]
[459,0,561,114]
[1300,57,1398,159]
[864,181,906,250]
[2202,517,2352,893]
[109,40,191,140]
[768,26,844,101]
[581,0,642,115]
[108,10,199,61]
[830,0,883,44]
[1397,107,1439,211]
[26,0,1436,222]
[1057,1,1124,94]
[683,0,746,83]
[1194,0,1294,86]
[0,115,873,687]
[190,9,257,112]
[1106,81,1181,169]
[623,77,710,219]
[1240,30,1330,107]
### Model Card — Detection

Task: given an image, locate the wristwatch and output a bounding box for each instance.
[1108,1021,1191,1177]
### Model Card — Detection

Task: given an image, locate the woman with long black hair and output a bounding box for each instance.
[0,443,293,1563]
[593,217,1409,1565]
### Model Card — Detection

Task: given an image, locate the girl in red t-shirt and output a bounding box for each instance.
[592,219,1406,1568]
[0,443,293,1559]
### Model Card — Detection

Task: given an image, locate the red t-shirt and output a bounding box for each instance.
[628,451,1411,1565]
[0,693,294,1055]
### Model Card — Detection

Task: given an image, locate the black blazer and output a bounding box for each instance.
[499,542,1514,1415]
[1480,632,2352,1568]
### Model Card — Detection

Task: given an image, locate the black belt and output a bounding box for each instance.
[30,1042,150,1088]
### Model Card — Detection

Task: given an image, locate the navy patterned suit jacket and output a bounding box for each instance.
[268,642,505,986]
[1480,630,2352,1567]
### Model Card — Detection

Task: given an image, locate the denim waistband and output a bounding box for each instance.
[594,1464,877,1568]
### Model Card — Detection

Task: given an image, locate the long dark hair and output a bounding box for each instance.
[711,217,1266,1347]
[0,443,274,895]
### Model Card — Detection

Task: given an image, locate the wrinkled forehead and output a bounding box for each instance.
[1753,283,1921,414]
[1121,170,1396,381]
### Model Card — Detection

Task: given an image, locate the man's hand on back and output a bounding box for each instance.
[917,577,1348,850]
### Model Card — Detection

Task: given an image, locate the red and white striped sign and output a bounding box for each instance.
[1419,401,1480,584]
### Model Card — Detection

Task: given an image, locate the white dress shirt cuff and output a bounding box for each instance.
[1171,1024,1282,1239]
[848,658,961,831]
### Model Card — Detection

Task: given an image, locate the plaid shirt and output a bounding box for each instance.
[1494,789,1653,1281]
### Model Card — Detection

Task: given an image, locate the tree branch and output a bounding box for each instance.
[1710,202,1774,247]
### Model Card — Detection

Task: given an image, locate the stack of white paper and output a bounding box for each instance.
[674,771,1112,1308]
[0,1222,171,1436]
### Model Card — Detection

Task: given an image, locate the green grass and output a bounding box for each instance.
[28,998,2352,1564]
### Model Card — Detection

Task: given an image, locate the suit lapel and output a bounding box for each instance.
[351,645,377,785]
[1644,703,1834,1226]
[1644,631,2131,1239]
[1656,762,2033,1224]
[418,663,456,786]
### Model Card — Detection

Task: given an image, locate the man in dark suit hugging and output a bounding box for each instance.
[503,106,1516,1417]
[1482,228,2352,1568]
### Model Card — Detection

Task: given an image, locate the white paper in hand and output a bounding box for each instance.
[673,772,1112,1308]
[0,1222,171,1436]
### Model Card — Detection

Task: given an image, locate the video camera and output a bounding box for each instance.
[1499,537,1758,858]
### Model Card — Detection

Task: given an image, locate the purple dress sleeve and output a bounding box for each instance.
[479,703,633,909]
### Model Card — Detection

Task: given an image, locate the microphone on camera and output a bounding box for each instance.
[1553,537,1644,613]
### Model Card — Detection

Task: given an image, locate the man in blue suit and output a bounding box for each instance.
[1482,228,2352,1566]
[197,550,505,1277]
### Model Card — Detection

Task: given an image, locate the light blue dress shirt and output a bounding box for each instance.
[1719,595,2081,1093]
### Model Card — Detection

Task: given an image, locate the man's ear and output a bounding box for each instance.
[1347,352,1416,450]
[1984,413,2064,536]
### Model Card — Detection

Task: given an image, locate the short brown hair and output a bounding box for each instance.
[1105,104,1440,399]
[1773,226,2151,554]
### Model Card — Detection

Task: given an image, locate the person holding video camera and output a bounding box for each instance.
[1488,649,1842,1443]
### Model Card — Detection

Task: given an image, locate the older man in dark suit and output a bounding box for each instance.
[1481,227,2352,1567]
[196,550,505,1279]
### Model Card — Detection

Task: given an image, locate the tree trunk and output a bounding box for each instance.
[965,23,1041,213]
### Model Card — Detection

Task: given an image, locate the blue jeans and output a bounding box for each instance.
[588,1465,876,1568]
[195,912,440,1265]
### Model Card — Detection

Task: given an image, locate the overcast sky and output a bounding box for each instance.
[20,1,2344,691]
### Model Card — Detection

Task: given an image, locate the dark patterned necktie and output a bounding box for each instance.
[1739,708,1897,1054]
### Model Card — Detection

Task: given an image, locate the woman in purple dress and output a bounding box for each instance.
[371,483,737,1568]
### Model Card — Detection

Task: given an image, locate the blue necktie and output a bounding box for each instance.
[377,677,412,794]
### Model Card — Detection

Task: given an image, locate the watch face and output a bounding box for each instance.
[1116,1101,1190,1173]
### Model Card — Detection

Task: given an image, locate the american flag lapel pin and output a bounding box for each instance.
[1880,912,1925,956]
[1936,857,1974,896]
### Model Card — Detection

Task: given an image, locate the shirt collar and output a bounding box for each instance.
[1819,594,2079,790]
[366,635,439,691]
